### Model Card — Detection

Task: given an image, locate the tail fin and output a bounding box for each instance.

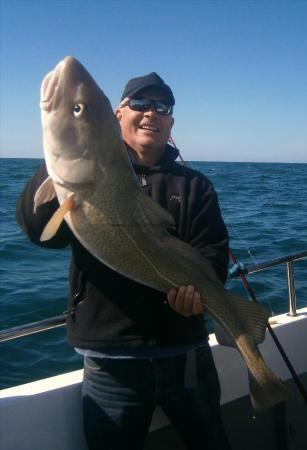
[248,364,290,411]
[212,293,291,410]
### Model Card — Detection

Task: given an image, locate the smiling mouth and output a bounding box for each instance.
[139,124,159,133]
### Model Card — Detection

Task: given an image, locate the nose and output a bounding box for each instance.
[144,105,158,117]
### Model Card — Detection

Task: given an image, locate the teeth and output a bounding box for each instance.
[140,125,158,132]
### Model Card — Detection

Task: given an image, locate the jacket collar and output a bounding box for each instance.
[126,143,179,173]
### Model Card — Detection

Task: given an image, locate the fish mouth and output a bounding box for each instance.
[40,57,80,111]
[40,60,66,111]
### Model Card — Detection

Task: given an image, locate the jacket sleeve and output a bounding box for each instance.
[187,175,229,284]
[16,162,71,249]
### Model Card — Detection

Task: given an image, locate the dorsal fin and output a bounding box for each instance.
[34,177,56,213]
[40,194,75,241]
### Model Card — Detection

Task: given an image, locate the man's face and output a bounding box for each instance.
[115,87,174,154]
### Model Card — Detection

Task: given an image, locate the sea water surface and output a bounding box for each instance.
[1,158,307,389]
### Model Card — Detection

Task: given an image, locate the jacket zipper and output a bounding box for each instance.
[140,173,148,187]
[70,271,87,321]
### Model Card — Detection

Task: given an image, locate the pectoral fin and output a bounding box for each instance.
[40,194,74,241]
[34,177,57,213]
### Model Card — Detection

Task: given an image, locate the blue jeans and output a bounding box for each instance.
[82,345,231,450]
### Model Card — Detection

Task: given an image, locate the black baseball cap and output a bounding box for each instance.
[120,72,175,105]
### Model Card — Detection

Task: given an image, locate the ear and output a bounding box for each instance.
[168,117,175,137]
[115,108,122,122]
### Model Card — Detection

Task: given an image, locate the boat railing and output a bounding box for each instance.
[0,250,306,343]
[243,250,307,317]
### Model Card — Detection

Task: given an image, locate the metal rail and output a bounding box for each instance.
[245,250,307,317]
[245,250,307,275]
[0,314,67,343]
[0,250,306,343]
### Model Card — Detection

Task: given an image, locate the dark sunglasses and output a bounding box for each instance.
[122,97,173,116]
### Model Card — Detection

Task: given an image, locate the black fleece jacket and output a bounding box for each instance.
[16,145,229,350]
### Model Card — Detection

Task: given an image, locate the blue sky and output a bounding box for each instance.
[1,0,306,162]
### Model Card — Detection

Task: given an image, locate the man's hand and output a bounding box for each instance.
[167,285,204,317]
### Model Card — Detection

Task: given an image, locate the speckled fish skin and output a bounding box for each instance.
[40,56,289,410]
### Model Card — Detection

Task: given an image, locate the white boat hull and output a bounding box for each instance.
[1,307,307,450]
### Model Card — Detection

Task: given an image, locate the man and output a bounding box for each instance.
[16,72,231,450]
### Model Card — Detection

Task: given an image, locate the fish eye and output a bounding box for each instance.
[73,103,86,117]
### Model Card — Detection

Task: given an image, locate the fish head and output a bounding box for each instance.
[40,56,125,191]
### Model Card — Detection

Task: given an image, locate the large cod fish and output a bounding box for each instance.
[36,56,289,411]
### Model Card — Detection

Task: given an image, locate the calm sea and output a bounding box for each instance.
[1,158,307,389]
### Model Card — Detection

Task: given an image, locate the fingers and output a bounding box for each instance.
[167,285,204,317]
[182,285,195,315]
[192,291,203,315]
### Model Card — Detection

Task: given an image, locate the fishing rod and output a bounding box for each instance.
[169,136,307,406]
[169,136,187,165]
